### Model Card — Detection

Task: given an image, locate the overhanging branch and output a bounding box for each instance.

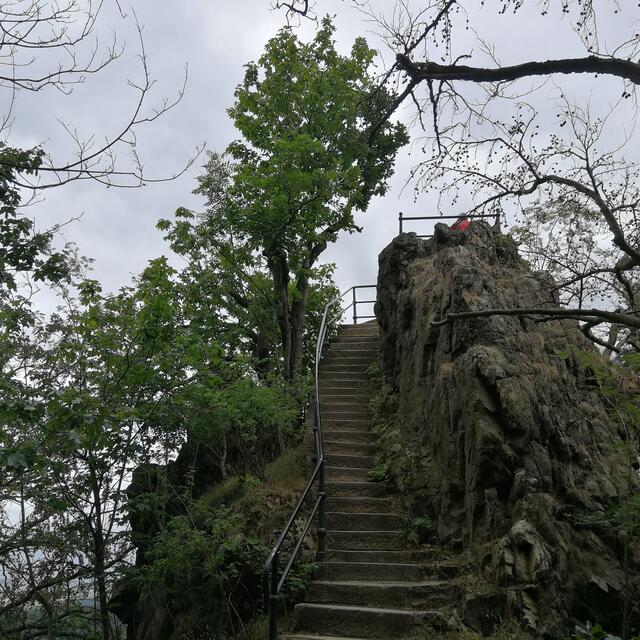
[431,307,640,330]
[397,54,640,86]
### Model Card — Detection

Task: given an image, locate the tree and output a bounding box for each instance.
[346,1,640,352]
[0,1,198,190]
[0,246,313,638]
[183,18,407,380]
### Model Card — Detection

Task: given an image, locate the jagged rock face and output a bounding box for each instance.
[375,223,639,637]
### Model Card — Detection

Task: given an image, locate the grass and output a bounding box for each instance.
[265,445,306,491]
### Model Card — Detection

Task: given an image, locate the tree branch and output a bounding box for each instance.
[431,306,640,329]
[397,53,640,86]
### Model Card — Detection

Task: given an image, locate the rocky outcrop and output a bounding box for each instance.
[374,222,639,637]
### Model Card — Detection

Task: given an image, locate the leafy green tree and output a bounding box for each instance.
[184,18,407,380]
[0,250,310,638]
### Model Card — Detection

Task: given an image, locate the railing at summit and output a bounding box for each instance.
[262,284,376,640]
[398,211,501,237]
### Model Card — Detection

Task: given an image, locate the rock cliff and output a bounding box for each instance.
[374,222,639,636]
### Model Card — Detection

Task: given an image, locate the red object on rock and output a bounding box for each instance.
[450,217,470,231]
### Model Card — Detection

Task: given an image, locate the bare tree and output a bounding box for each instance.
[357,1,640,352]
[0,1,201,190]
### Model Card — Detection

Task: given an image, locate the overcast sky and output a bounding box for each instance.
[10,0,639,318]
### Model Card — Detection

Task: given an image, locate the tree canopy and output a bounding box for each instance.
[169,17,407,379]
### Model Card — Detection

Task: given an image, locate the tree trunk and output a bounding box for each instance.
[265,246,293,380]
[89,468,111,640]
[289,274,310,380]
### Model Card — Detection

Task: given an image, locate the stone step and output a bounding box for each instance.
[322,419,371,431]
[324,497,395,514]
[321,364,370,372]
[326,530,406,551]
[325,453,375,469]
[320,396,370,407]
[282,635,368,640]
[338,321,380,336]
[324,440,377,457]
[325,481,389,498]
[321,390,370,400]
[338,329,380,341]
[317,549,438,563]
[315,561,423,582]
[320,372,370,381]
[323,430,374,444]
[293,603,451,638]
[325,466,370,482]
[328,343,378,352]
[330,335,379,343]
[322,410,370,421]
[320,402,371,420]
[323,356,375,366]
[325,512,401,531]
[306,579,462,610]
[319,380,371,396]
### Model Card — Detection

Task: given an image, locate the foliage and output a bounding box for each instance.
[265,445,306,490]
[131,447,316,639]
[557,349,640,638]
[171,17,407,380]
[367,461,392,484]
[0,251,306,638]
[407,515,434,546]
[0,143,76,290]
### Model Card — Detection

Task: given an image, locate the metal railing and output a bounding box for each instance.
[398,212,501,238]
[340,284,376,324]
[262,285,376,640]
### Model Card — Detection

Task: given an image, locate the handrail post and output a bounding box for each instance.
[268,553,279,640]
[312,389,319,463]
[352,288,357,325]
[399,211,403,234]
[317,461,326,554]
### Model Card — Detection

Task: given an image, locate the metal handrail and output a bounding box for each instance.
[262,285,376,640]
[398,211,501,237]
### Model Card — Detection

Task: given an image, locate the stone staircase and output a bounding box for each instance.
[283,323,462,640]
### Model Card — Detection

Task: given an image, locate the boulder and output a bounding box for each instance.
[375,222,638,636]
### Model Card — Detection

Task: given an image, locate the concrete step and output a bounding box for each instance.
[323,356,375,367]
[325,466,370,482]
[325,453,375,469]
[320,390,371,409]
[323,410,370,421]
[325,481,389,498]
[323,429,374,444]
[324,440,377,457]
[306,579,462,610]
[323,411,370,422]
[320,372,370,381]
[323,421,371,433]
[328,343,378,352]
[293,603,451,638]
[282,635,369,640]
[339,326,379,335]
[321,364,370,372]
[318,388,371,398]
[317,549,438,563]
[319,379,371,390]
[324,497,395,514]
[325,512,401,531]
[331,335,379,343]
[327,530,406,551]
[315,561,423,582]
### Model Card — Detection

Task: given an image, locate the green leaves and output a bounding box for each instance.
[223,17,407,261]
